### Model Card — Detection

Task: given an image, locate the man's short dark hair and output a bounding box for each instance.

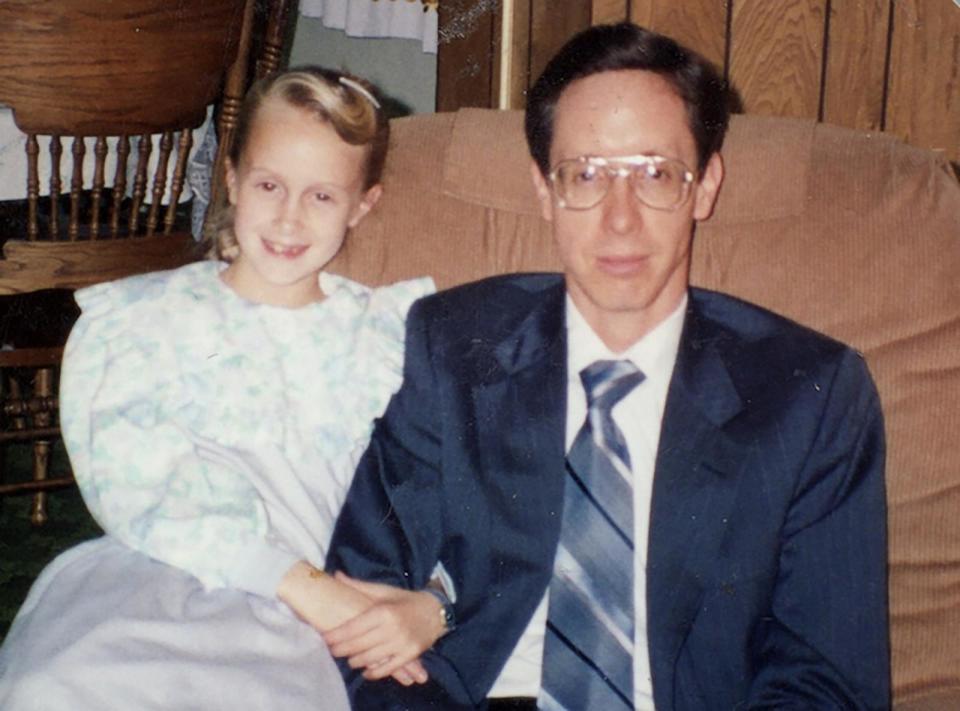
[525,22,731,175]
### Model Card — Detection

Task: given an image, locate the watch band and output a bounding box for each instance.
[424,586,456,634]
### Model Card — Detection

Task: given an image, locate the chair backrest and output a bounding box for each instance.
[331,107,960,706]
[0,0,289,294]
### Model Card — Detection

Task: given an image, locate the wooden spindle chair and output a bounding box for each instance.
[0,0,292,524]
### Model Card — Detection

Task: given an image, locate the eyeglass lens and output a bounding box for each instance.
[553,157,691,210]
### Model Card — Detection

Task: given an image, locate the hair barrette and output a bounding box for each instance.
[338,76,381,109]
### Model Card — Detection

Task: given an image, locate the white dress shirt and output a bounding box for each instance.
[488,293,687,709]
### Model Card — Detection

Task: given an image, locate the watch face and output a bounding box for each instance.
[426,587,455,632]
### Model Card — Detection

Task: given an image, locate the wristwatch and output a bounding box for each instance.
[424,587,456,634]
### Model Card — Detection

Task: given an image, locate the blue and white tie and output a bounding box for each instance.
[539,359,644,710]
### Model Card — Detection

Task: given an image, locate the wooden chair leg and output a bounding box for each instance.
[1,373,24,513]
[0,373,6,500]
[30,439,51,526]
[8,374,25,430]
[29,367,54,526]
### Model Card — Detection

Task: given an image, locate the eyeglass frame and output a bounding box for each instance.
[546,153,696,212]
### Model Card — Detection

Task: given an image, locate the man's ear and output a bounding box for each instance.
[225,159,239,206]
[529,159,554,223]
[693,152,724,221]
[347,183,383,228]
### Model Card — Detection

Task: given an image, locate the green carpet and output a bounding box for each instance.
[0,443,101,642]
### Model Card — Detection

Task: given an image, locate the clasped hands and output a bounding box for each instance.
[277,561,447,687]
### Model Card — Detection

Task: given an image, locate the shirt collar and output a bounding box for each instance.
[565,292,687,384]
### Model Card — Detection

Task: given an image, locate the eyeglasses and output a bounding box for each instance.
[548,154,695,211]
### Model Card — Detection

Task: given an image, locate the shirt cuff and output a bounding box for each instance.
[228,541,302,598]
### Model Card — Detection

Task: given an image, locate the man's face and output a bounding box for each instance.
[531,69,723,352]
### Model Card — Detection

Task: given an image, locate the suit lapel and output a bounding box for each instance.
[646,293,746,710]
[471,280,569,607]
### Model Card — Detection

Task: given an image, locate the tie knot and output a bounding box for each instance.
[580,359,645,413]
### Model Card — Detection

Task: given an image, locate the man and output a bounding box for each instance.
[327,22,890,710]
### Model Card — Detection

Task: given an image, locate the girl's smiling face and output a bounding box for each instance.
[222,97,381,308]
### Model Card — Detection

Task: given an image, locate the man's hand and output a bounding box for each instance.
[324,572,448,684]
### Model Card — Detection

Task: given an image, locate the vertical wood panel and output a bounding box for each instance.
[496,0,532,109]
[729,0,826,118]
[821,0,891,131]
[437,0,497,111]
[628,0,728,71]
[592,0,628,25]
[529,0,592,83]
[627,0,656,26]
[435,0,958,166]
[885,0,960,164]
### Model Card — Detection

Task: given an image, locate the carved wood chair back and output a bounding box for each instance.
[0,0,292,523]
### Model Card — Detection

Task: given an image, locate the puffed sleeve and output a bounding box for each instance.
[59,272,300,598]
[330,275,435,454]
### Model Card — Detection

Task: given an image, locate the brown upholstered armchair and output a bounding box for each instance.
[328,108,960,709]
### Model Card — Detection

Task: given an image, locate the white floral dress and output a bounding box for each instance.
[0,261,434,711]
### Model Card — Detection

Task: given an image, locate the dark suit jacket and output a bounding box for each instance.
[327,274,890,710]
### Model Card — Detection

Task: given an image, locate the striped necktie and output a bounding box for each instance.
[539,359,644,710]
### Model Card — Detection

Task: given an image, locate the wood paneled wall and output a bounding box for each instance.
[437,0,960,166]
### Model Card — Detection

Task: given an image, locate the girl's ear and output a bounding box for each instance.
[347,184,383,228]
[225,158,239,206]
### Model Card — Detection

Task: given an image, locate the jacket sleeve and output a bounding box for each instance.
[326,299,480,707]
[746,350,891,710]
[326,298,447,587]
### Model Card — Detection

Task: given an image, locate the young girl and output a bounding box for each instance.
[0,68,442,709]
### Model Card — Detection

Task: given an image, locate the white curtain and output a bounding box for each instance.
[298,0,439,54]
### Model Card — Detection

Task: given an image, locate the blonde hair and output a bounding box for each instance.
[205,67,389,261]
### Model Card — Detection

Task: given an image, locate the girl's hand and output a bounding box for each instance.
[323,571,447,683]
[277,561,371,631]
